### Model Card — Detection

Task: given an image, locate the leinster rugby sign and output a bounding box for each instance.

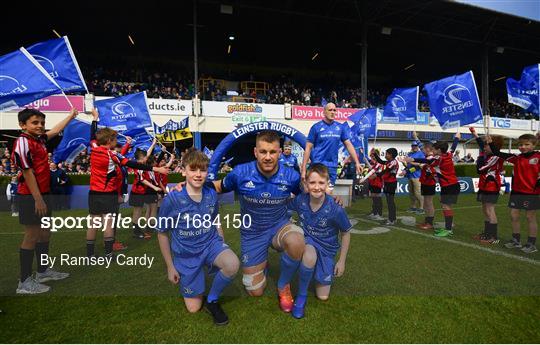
[207,121,307,180]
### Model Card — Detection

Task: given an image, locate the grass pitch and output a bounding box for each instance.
[0,194,539,343]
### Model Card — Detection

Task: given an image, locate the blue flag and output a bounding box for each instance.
[153,118,189,134]
[424,71,483,129]
[95,92,153,131]
[348,108,379,162]
[117,127,160,158]
[0,48,63,111]
[383,86,419,122]
[507,64,539,116]
[53,118,91,164]
[27,36,87,93]
[203,146,213,159]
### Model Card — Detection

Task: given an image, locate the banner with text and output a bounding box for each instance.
[202,101,284,119]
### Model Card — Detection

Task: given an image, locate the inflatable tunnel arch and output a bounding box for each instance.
[207,121,307,180]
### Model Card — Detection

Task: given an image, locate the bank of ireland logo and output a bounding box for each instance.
[391,95,407,113]
[32,55,59,79]
[0,75,28,96]
[442,84,474,115]
[261,192,271,198]
[111,101,136,122]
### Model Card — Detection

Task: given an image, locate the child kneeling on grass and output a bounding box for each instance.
[287,163,351,319]
[156,148,240,325]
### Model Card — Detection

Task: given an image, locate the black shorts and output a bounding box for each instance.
[89,191,119,215]
[383,181,397,195]
[477,191,500,204]
[508,192,540,210]
[369,185,382,194]
[440,183,460,205]
[129,192,146,207]
[144,191,158,204]
[421,184,436,196]
[18,193,52,226]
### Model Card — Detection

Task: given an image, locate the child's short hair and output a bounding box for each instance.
[134,149,146,160]
[518,133,537,146]
[489,135,504,151]
[306,163,329,180]
[146,155,155,166]
[182,148,209,170]
[370,149,380,156]
[18,108,45,124]
[256,130,280,145]
[283,140,292,149]
[434,141,449,153]
[386,148,398,159]
[96,128,117,146]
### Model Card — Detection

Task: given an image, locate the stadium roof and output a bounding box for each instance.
[2,0,539,90]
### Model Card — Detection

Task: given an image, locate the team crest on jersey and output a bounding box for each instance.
[245,181,255,189]
[529,158,538,165]
[261,192,271,198]
[242,254,249,263]
[277,184,288,191]
[318,218,328,227]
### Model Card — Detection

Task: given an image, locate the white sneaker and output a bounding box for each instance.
[36,268,70,283]
[384,220,396,226]
[11,212,18,217]
[366,213,376,219]
[372,215,385,221]
[16,275,50,294]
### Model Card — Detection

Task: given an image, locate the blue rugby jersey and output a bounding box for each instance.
[307,120,351,168]
[279,153,298,169]
[222,161,301,233]
[156,186,220,255]
[288,193,352,256]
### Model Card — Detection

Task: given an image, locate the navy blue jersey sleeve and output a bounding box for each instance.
[450,137,459,153]
[307,124,317,143]
[221,168,238,192]
[333,205,352,233]
[286,195,299,212]
[156,193,176,232]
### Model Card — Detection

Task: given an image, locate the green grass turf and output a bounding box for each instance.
[0,194,539,343]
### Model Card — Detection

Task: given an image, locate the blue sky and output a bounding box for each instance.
[454,0,540,21]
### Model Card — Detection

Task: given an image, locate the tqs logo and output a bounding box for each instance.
[111,101,137,122]
[492,118,511,129]
[442,84,473,115]
[0,75,28,96]
[32,55,59,79]
[391,95,407,112]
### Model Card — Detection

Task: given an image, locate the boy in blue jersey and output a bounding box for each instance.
[301,103,361,188]
[156,149,240,325]
[287,163,352,319]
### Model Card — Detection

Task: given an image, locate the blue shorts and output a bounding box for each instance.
[173,236,229,298]
[305,237,336,286]
[240,221,288,267]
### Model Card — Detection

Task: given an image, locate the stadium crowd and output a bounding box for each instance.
[83,68,535,119]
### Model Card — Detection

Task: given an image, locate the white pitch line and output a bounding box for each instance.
[352,217,540,266]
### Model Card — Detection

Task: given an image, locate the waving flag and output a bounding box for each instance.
[117,127,160,158]
[154,117,192,142]
[95,92,153,131]
[347,108,379,161]
[27,36,87,93]
[203,146,213,159]
[53,118,91,164]
[382,86,419,122]
[507,64,539,116]
[424,71,483,129]
[0,48,63,111]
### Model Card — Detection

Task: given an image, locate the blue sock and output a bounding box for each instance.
[297,262,314,297]
[207,270,234,303]
[277,252,301,289]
